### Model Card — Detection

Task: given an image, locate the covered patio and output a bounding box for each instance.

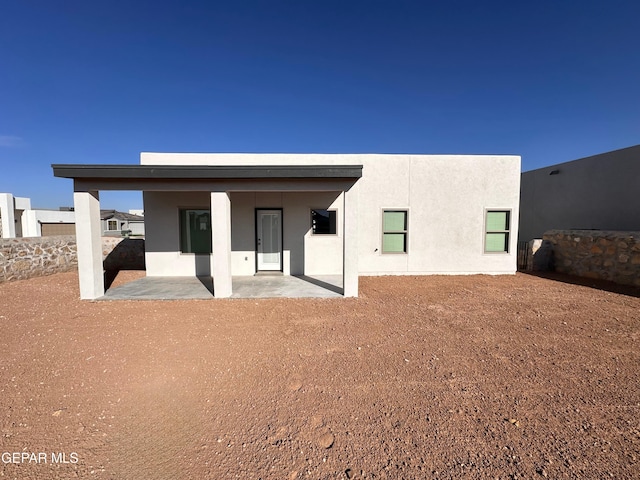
[52,163,361,300]
[99,274,343,300]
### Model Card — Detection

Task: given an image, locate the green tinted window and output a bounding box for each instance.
[485,210,510,253]
[486,211,509,231]
[383,233,406,253]
[180,209,212,254]
[485,233,508,252]
[383,211,407,231]
[382,210,408,253]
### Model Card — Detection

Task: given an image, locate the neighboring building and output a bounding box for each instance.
[1,193,144,238]
[1,193,75,237]
[53,152,521,299]
[519,145,640,243]
[101,210,145,236]
[0,193,31,238]
[22,208,76,236]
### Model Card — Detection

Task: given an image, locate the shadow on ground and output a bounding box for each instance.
[522,270,640,299]
[103,238,146,290]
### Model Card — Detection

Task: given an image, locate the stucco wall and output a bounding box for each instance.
[144,190,344,276]
[143,191,212,276]
[519,145,640,243]
[357,155,520,275]
[543,230,640,287]
[0,236,145,282]
[141,153,521,277]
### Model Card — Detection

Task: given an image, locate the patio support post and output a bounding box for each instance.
[343,184,359,297]
[73,190,104,299]
[211,191,233,297]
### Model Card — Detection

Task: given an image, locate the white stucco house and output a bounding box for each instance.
[1,192,145,238]
[0,193,76,237]
[0,193,31,238]
[53,153,521,299]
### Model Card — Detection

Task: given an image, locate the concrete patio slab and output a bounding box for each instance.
[100,276,214,300]
[99,274,343,300]
[231,275,342,298]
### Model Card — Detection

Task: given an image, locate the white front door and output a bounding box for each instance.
[256,209,282,271]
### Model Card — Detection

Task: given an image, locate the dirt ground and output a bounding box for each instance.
[1,271,639,479]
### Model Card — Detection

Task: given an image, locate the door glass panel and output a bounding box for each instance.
[262,215,279,262]
[257,211,281,270]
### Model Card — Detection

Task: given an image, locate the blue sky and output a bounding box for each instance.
[1,0,638,211]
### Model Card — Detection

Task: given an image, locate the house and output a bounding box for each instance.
[0,193,31,238]
[100,209,145,236]
[1,193,144,238]
[0,193,75,237]
[519,145,640,243]
[52,153,521,299]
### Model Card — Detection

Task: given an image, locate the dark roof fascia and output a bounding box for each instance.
[52,164,363,180]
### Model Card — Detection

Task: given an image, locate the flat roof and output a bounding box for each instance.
[52,164,363,180]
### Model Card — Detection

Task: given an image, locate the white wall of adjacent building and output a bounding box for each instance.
[1,193,32,238]
[21,209,76,237]
[2,192,146,238]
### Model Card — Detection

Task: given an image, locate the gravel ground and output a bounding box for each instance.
[1,271,639,479]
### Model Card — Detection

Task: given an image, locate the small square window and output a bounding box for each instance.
[107,220,118,231]
[382,210,408,253]
[311,209,337,235]
[485,210,510,253]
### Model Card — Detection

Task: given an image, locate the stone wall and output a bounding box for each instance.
[542,230,640,287]
[0,236,145,283]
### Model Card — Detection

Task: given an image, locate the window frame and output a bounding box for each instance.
[107,220,118,231]
[179,208,212,254]
[310,208,338,236]
[381,209,409,254]
[484,209,511,254]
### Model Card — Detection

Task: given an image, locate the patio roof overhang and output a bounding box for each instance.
[52,164,363,192]
[54,162,361,299]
